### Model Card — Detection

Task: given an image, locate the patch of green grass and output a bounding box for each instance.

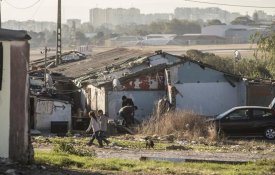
[35,151,275,175]
[53,141,96,157]
[33,136,190,150]
[32,136,275,154]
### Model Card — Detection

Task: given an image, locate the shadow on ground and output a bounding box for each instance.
[0,163,108,175]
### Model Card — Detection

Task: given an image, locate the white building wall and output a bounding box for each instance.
[35,100,71,131]
[0,42,11,158]
[202,25,250,37]
[88,85,106,113]
[175,82,246,116]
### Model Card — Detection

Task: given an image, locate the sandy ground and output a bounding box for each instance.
[1,136,274,175]
[95,147,271,162]
[35,139,275,163]
[30,44,256,61]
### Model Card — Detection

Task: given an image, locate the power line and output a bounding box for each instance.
[183,0,275,9]
[4,0,41,10]
[30,0,44,19]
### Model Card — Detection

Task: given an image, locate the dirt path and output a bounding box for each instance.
[36,146,273,163]
[96,148,271,162]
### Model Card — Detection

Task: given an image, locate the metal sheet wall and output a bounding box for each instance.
[246,84,275,106]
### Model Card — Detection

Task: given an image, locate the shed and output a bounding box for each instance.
[165,53,246,116]
[0,29,33,163]
[86,64,167,121]
[48,48,273,124]
[30,96,72,132]
[81,51,246,119]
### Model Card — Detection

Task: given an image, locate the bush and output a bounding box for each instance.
[185,49,275,79]
[139,111,217,141]
[53,141,96,157]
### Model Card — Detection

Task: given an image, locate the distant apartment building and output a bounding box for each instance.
[90,8,107,27]
[174,7,240,23]
[3,20,56,32]
[140,13,172,24]
[90,8,141,28]
[67,19,81,29]
[89,8,171,28]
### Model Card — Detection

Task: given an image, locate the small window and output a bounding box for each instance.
[228,109,249,121]
[253,109,272,118]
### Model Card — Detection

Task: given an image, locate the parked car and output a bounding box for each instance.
[210,100,275,139]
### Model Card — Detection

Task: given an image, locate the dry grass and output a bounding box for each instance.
[139,111,217,141]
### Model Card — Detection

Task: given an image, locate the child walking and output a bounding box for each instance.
[86,111,103,147]
[98,110,110,145]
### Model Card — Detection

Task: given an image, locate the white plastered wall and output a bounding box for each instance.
[35,100,72,131]
[88,85,106,112]
[175,82,246,116]
[0,42,11,158]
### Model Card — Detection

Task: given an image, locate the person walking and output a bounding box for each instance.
[98,110,110,145]
[86,111,103,147]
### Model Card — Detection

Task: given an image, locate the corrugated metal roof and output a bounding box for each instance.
[85,63,168,88]
[0,28,31,41]
[49,48,153,79]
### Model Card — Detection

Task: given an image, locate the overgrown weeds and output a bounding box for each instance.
[139,111,217,141]
[53,139,96,157]
[185,49,275,79]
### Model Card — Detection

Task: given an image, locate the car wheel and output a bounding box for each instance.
[264,127,275,140]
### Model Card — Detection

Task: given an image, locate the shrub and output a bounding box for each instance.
[139,111,217,141]
[53,141,96,157]
[185,49,275,79]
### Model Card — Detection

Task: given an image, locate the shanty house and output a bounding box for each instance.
[31,48,275,128]
[69,49,246,119]
[86,64,167,120]
[30,97,72,132]
[47,48,155,127]
[29,51,84,133]
[166,54,246,116]
[31,47,275,127]
[0,29,33,163]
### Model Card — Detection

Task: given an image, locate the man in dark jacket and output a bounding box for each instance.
[118,105,137,126]
[122,95,134,107]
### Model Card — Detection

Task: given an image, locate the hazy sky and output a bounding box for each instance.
[2,0,275,22]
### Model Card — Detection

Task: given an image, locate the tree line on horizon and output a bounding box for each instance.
[27,12,275,49]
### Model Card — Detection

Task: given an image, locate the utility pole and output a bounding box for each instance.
[41,47,50,88]
[0,0,2,28]
[56,0,62,65]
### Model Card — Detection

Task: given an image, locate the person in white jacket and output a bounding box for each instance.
[98,110,110,145]
[86,111,103,147]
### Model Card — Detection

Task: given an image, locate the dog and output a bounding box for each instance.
[145,137,154,149]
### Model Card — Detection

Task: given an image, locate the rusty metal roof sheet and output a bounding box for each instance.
[49,48,153,79]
